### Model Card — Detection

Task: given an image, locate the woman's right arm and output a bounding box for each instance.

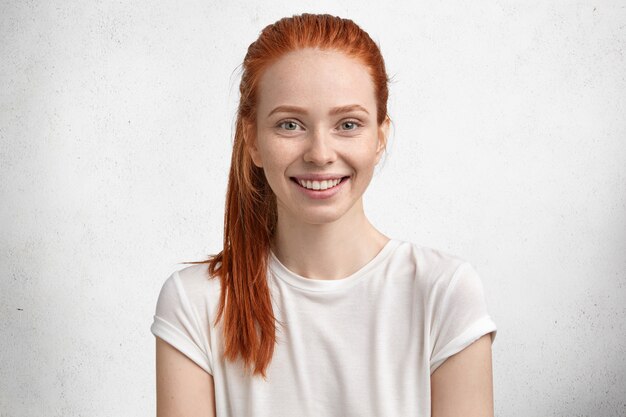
[156,336,216,417]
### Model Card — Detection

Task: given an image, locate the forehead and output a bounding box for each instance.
[256,48,376,116]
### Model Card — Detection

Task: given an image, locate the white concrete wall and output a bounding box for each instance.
[1,1,624,416]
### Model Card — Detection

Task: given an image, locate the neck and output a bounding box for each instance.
[271,199,389,280]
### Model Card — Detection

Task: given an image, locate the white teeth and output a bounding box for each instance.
[298,178,342,190]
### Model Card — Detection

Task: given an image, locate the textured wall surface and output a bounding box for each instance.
[1,1,625,416]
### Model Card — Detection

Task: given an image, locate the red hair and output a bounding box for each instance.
[189,13,391,379]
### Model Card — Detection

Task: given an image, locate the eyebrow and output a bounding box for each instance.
[267,104,370,118]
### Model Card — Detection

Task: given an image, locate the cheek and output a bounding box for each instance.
[348,146,380,168]
[257,139,285,167]
[258,143,296,185]
[260,149,290,174]
[347,131,381,163]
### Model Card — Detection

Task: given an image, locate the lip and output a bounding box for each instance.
[291,174,350,181]
[290,176,350,200]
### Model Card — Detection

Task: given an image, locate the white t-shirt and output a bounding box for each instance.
[150,238,497,416]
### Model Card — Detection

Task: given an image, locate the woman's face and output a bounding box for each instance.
[248,48,389,226]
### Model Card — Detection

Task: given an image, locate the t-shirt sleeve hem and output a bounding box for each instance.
[429,315,497,375]
[151,315,214,375]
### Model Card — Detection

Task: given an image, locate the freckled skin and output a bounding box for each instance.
[248,48,388,226]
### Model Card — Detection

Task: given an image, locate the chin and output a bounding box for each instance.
[298,208,351,225]
[277,200,358,226]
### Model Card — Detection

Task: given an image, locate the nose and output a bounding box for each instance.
[303,129,336,166]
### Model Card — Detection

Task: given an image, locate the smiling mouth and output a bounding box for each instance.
[290,176,350,191]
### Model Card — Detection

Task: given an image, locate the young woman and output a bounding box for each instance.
[151,13,497,417]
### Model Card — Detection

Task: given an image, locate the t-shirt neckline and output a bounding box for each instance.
[268,238,402,292]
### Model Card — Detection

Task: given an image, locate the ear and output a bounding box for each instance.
[244,119,263,168]
[375,116,390,164]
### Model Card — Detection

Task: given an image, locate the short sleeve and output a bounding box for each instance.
[150,271,214,375]
[429,262,497,374]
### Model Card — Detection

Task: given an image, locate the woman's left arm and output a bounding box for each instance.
[430,333,494,417]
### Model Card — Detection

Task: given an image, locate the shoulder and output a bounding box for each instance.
[155,262,222,314]
[175,262,219,290]
[390,239,470,291]
[151,262,219,377]
[176,262,222,306]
